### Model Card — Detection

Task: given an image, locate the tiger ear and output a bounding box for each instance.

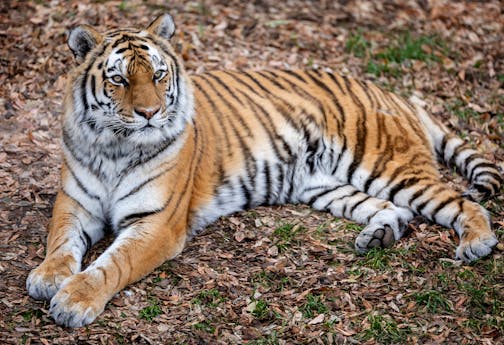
[68,25,103,63]
[146,14,176,40]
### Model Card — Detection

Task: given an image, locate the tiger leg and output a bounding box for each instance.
[26,191,104,300]
[302,184,414,253]
[48,214,187,327]
[410,97,502,201]
[386,178,497,262]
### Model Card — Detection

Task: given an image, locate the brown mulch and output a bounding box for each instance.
[0,1,503,344]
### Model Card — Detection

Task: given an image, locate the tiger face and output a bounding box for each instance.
[67,15,193,146]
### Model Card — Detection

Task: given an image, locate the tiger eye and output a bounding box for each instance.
[111,75,124,84]
[153,70,165,80]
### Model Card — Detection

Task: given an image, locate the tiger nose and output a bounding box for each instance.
[134,107,160,120]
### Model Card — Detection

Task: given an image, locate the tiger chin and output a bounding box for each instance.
[26,14,502,327]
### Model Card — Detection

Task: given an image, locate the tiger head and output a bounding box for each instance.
[66,14,193,146]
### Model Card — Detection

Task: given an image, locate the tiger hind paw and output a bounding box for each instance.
[455,233,498,263]
[355,224,396,254]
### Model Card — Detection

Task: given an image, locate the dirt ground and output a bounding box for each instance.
[0,0,503,344]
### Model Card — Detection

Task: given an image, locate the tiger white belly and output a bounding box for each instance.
[189,130,356,235]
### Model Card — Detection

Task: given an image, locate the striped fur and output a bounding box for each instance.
[27,14,502,327]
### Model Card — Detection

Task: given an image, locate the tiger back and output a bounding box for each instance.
[26,14,502,328]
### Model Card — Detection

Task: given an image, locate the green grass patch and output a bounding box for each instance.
[346,31,448,77]
[464,316,503,335]
[447,99,480,121]
[273,223,302,252]
[300,293,328,318]
[360,314,411,344]
[414,290,452,313]
[359,248,392,270]
[252,270,290,291]
[248,331,281,345]
[463,284,503,317]
[20,308,44,322]
[344,223,364,233]
[374,33,442,64]
[139,298,162,321]
[265,19,291,29]
[345,31,371,58]
[251,299,270,320]
[118,0,128,11]
[192,288,225,308]
[193,320,215,333]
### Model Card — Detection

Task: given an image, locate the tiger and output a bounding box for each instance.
[26,14,502,327]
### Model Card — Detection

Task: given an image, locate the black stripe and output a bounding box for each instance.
[267,70,333,128]
[473,170,503,184]
[256,70,287,90]
[192,80,233,155]
[349,195,372,216]
[73,214,92,251]
[117,163,176,202]
[232,84,294,163]
[438,135,448,161]
[119,210,159,229]
[264,161,273,205]
[195,76,257,183]
[305,71,335,125]
[221,71,263,98]
[80,229,92,251]
[199,74,253,138]
[344,78,367,183]
[432,196,458,223]
[115,47,128,54]
[205,73,245,105]
[446,141,465,167]
[462,153,481,176]
[407,183,435,206]
[355,79,374,108]
[60,188,97,219]
[241,71,272,95]
[276,163,285,202]
[326,72,346,95]
[388,177,426,203]
[414,186,446,216]
[469,162,501,182]
[450,199,464,229]
[307,185,342,205]
[240,177,252,209]
[65,160,100,201]
[322,189,360,211]
[62,129,100,179]
[373,163,410,197]
[282,69,307,83]
[363,132,394,193]
[123,136,177,176]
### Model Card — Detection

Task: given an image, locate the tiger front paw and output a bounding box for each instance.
[27,255,79,301]
[455,232,498,263]
[49,271,107,327]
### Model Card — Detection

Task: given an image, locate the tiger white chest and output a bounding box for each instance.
[61,125,186,232]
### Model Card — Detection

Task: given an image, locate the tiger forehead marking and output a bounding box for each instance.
[26,13,502,328]
[104,38,165,75]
